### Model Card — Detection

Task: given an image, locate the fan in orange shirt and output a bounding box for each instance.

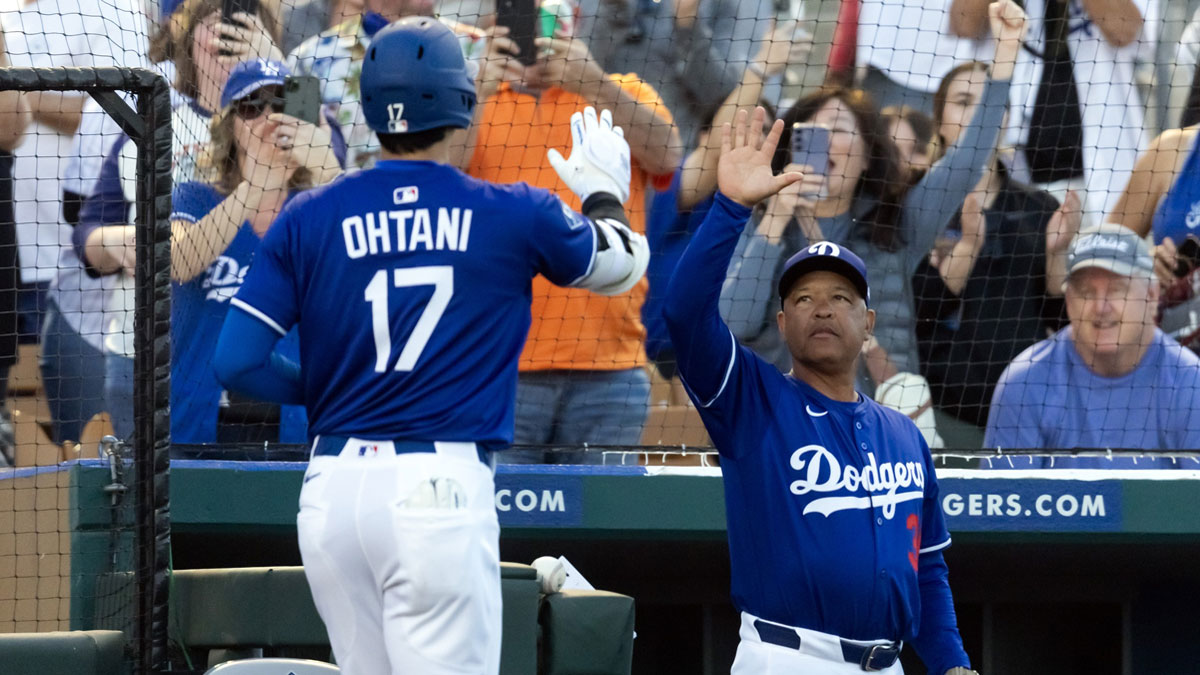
[467,0,681,454]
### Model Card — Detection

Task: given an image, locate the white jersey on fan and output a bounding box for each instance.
[1,0,147,284]
[1004,0,1158,219]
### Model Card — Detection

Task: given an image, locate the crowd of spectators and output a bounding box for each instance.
[0,0,1196,467]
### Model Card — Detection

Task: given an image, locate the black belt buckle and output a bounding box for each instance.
[860,643,898,671]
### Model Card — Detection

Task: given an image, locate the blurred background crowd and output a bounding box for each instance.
[0,0,1197,466]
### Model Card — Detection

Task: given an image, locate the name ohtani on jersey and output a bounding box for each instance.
[341,207,473,258]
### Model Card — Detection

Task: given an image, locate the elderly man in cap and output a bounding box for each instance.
[985,224,1200,466]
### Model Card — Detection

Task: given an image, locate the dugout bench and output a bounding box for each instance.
[168,564,634,673]
[0,563,633,674]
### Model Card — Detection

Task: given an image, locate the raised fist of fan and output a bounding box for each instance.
[548,106,632,204]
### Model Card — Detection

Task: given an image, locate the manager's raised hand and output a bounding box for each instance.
[717,106,804,208]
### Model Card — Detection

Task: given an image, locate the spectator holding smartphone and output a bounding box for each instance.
[1109,123,1200,352]
[75,0,286,439]
[171,59,339,443]
[468,0,680,454]
[722,2,1024,398]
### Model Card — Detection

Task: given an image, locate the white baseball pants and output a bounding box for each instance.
[731,612,905,675]
[297,440,501,675]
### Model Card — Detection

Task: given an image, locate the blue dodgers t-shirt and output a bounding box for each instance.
[985,326,1200,466]
[230,160,597,443]
[170,180,307,443]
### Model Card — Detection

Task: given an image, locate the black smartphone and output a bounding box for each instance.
[283,75,322,126]
[1175,236,1200,278]
[495,0,538,66]
[221,0,258,26]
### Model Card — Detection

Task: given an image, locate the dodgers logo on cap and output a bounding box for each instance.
[777,241,871,307]
[220,58,290,110]
[808,241,841,257]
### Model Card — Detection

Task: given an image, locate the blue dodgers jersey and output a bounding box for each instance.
[170,181,308,443]
[232,160,596,443]
[691,342,950,642]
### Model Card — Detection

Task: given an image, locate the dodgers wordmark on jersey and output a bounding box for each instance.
[231,160,599,443]
[170,180,307,444]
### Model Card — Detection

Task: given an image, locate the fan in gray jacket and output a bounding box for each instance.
[720,4,1026,393]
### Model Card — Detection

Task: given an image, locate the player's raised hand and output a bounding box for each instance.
[547,106,631,204]
[717,106,803,207]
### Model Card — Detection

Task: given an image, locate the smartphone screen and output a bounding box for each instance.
[282,75,322,126]
[791,123,830,177]
[495,0,538,66]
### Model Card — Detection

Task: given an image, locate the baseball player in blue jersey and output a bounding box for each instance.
[664,107,978,674]
[210,16,647,675]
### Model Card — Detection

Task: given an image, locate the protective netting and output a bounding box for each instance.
[0,63,172,675]
[6,1,1200,458]
[4,0,1200,660]
[138,0,1198,460]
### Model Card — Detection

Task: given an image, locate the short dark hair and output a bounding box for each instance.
[378,126,453,155]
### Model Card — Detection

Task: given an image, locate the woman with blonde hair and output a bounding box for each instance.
[74,0,287,439]
[168,58,340,443]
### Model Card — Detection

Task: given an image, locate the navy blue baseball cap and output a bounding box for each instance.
[220,59,289,110]
[778,242,871,306]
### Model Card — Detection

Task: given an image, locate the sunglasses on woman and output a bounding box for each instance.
[233,86,285,120]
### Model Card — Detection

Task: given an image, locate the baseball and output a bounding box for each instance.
[532,556,566,594]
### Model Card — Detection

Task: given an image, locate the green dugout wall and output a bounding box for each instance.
[58,459,1200,674]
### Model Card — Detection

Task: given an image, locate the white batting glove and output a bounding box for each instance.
[547,106,631,205]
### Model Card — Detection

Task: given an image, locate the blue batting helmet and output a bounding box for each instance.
[360,17,477,134]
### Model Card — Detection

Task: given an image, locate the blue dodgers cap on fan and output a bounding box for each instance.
[219,59,290,110]
[778,241,871,306]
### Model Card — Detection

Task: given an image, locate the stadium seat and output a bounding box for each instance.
[204,658,339,674]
